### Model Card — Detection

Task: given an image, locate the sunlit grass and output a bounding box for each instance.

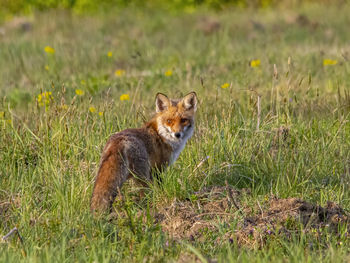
[0,4,350,262]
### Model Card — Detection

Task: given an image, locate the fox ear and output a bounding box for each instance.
[181,92,197,112]
[155,93,170,113]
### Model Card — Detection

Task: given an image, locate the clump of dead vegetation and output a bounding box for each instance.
[234,197,348,247]
[155,185,248,241]
[154,185,349,248]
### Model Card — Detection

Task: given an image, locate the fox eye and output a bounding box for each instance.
[181,118,188,123]
[166,119,172,124]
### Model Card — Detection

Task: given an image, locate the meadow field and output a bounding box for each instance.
[0,3,350,262]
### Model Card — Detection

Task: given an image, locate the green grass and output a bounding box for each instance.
[1,3,350,262]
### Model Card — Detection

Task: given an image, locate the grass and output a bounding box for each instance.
[1,3,350,262]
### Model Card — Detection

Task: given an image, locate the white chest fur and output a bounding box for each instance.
[168,131,192,164]
[157,119,194,165]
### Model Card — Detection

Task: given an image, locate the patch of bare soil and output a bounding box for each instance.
[235,197,348,247]
[155,186,349,247]
[156,186,248,241]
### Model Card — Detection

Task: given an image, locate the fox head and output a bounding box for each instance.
[155,92,198,145]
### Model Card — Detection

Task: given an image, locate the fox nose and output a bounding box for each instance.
[175,132,181,138]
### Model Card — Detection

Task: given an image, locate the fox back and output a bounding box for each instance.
[90,92,198,213]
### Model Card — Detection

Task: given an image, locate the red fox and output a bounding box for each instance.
[91,92,198,213]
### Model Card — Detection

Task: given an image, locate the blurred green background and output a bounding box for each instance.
[0,0,347,20]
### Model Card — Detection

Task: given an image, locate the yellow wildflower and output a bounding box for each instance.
[250,59,261,67]
[107,51,113,57]
[89,106,96,113]
[75,89,84,96]
[164,70,173,76]
[221,83,230,89]
[45,65,49,71]
[98,111,104,116]
[115,69,125,76]
[323,59,337,66]
[120,94,130,101]
[44,46,55,54]
[37,91,53,107]
[0,111,4,119]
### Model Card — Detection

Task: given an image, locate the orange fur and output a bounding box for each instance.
[90,92,198,213]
